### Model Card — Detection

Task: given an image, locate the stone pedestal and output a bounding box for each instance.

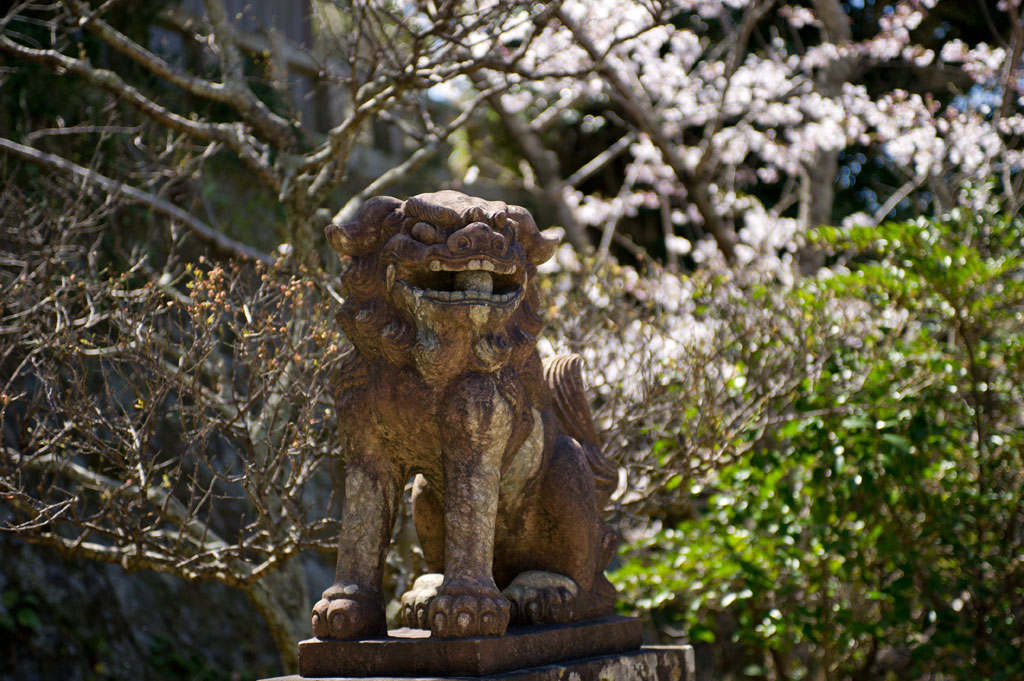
[262,616,694,681]
[264,646,693,681]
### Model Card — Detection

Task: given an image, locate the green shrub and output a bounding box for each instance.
[613,205,1024,680]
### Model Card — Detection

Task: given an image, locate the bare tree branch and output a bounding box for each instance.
[61,0,297,151]
[6,448,232,554]
[0,32,280,190]
[0,136,274,264]
[566,133,636,188]
[553,6,738,260]
[871,170,928,227]
[469,69,589,250]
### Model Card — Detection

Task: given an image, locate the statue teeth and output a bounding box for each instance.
[469,259,482,270]
[455,270,493,294]
[429,260,441,271]
[480,261,495,272]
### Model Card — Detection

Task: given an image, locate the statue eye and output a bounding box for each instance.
[411,221,440,244]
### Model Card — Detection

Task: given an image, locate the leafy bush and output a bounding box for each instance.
[612,205,1024,680]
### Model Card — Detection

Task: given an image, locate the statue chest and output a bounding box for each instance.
[349,364,541,479]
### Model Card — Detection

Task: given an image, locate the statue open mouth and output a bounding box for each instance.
[392,258,523,306]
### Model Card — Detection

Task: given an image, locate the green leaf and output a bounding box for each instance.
[16,607,41,631]
[881,433,911,454]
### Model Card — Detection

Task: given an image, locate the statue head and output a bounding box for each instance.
[327,191,559,383]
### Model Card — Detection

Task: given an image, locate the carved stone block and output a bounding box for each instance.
[298,616,642,677]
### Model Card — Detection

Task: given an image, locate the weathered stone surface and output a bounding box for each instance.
[299,616,641,677]
[313,191,622,641]
[266,645,694,681]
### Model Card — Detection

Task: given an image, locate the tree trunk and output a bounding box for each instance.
[468,72,590,251]
[797,150,836,273]
[797,0,860,273]
[244,557,310,674]
[285,206,322,267]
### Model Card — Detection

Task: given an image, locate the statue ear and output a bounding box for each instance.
[508,205,559,266]
[325,196,402,257]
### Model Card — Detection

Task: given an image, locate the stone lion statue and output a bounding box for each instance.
[311,190,619,639]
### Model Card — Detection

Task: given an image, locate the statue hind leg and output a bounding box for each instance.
[400,474,445,629]
[498,354,618,625]
[498,433,618,625]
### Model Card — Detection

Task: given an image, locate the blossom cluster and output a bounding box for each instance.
[464,0,1024,275]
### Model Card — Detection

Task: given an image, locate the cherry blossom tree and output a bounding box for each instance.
[457,0,1024,275]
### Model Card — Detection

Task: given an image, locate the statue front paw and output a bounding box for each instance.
[311,587,385,639]
[428,577,510,637]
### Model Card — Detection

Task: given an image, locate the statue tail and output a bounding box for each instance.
[542,354,618,506]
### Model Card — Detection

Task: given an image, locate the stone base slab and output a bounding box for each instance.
[294,616,643,678]
[265,645,694,681]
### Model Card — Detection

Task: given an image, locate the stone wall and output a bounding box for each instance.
[0,535,282,681]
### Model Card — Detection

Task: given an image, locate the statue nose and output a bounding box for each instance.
[447,221,505,254]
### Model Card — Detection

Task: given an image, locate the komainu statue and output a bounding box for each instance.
[312,191,619,639]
